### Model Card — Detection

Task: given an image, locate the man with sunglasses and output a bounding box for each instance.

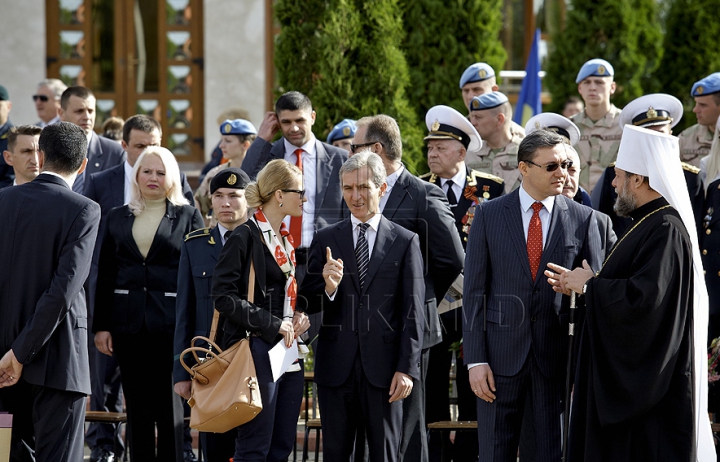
[34,79,67,128]
[464,129,604,462]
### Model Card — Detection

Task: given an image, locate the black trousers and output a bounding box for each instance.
[399,348,429,462]
[318,350,403,462]
[114,328,184,462]
[85,342,124,455]
[0,379,86,462]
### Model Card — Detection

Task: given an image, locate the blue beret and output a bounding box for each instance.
[691,72,720,97]
[575,59,614,84]
[459,63,495,88]
[219,119,257,136]
[210,167,251,194]
[469,91,509,111]
[327,119,357,144]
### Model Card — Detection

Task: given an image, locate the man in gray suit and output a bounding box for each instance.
[59,86,125,193]
[0,122,101,461]
[463,130,604,462]
[241,91,347,282]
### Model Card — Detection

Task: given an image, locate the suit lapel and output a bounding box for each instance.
[314,141,332,219]
[504,189,534,284]
[121,207,145,261]
[146,201,173,261]
[363,217,397,294]
[382,169,410,220]
[537,195,567,282]
[111,164,125,207]
[332,220,361,294]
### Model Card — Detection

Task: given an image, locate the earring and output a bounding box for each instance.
[279,203,283,207]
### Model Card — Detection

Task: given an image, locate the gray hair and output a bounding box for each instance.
[37,79,67,99]
[518,129,565,163]
[339,149,387,188]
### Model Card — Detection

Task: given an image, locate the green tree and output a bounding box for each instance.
[657,0,720,134]
[544,0,663,113]
[400,0,506,118]
[274,0,426,173]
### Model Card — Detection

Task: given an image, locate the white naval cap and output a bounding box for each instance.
[524,113,581,146]
[424,105,482,152]
[618,93,683,129]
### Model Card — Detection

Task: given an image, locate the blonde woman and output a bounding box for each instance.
[94,146,203,462]
[212,159,310,461]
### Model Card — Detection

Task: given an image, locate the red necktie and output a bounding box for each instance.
[289,149,303,247]
[527,202,543,280]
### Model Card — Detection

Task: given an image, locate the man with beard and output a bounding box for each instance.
[547,125,714,461]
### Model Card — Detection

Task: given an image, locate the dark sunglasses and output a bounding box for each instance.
[350,141,380,153]
[525,160,573,172]
[282,189,306,199]
[32,95,50,102]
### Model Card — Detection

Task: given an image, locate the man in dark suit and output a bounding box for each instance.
[241,91,347,282]
[352,114,465,462]
[83,114,194,462]
[58,86,125,194]
[173,168,250,462]
[299,150,424,461]
[420,106,504,462]
[0,121,101,462]
[463,130,604,462]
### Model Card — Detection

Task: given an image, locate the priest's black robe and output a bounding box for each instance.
[568,197,696,462]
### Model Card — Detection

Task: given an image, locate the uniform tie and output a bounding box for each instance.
[289,149,304,247]
[445,180,457,206]
[527,202,543,280]
[224,230,232,243]
[355,223,370,289]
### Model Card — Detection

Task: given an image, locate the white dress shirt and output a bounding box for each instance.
[282,137,317,248]
[41,171,72,189]
[379,164,404,211]
[440,166,467,205]
[123,160,134,205]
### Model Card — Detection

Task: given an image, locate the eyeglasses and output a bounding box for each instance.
[32,95,50,102]
[350,141,380,154]
[282,189,306,199]
[524,160,573,172]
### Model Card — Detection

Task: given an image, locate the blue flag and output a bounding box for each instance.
[513,29,542,126]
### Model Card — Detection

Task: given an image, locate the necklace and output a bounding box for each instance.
[597,205,671,276]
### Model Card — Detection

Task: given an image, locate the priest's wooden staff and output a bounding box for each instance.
[561,291,577,461]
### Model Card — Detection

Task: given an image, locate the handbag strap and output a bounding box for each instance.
[209,247,256,343]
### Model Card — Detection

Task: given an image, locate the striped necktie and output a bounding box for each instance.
[355,223,370,289]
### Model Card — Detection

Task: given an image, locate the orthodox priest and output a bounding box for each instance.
[546,125,715,461]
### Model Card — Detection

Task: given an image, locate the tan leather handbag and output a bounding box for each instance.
[180,259,262,433]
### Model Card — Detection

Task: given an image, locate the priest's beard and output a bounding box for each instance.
[614,176,637,218]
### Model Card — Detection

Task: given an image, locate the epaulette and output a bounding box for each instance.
[184,227,211,242]
[469,169,504,185]
[681,162,700,175]
[419,172,436,183]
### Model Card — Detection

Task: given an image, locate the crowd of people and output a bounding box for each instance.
[0,58,718,462]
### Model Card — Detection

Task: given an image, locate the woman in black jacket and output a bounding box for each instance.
[212,159,310,461]
[94,146,203,462]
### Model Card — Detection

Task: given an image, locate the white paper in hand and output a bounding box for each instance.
[269,339,299,382]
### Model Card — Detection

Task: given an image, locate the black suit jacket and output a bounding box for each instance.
[241,137,347,235]
[93,201,204,335]
[299,216,424,388]
[0,173,100,394]
[73,132,126,193]
[212,220,286,348]
[382,168,465,348]
[173,226,224,383]
[84,163,195,319]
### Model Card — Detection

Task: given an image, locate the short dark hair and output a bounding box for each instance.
[360,115,403,162]
[102,117,124,141]
[60,86,94,110]
[38,122,88,174]
[564,96,583,107]
[7,125,42,152]
[275,91,312,114]
[122,114,162,143]
[518,130,565,163]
